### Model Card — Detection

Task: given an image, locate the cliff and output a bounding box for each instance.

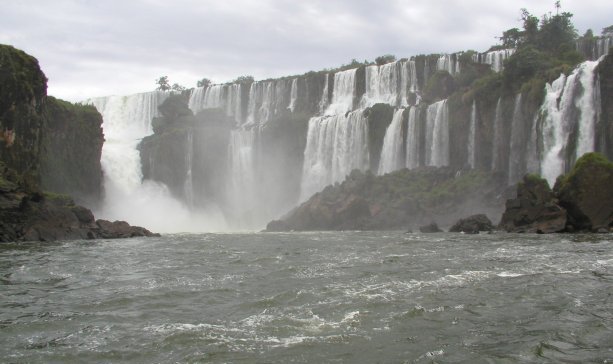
[41,96,104,207]
[0,44,155,241]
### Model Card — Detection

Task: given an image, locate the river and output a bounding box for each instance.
[1,232,612,363]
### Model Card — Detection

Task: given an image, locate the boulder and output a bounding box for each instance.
[419,222,442,233]
[449,214,493,233]
[554,153,613,232]
[95,219,160,239]
[498,174,567,233]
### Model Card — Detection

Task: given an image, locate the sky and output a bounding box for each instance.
[1,0,611,102]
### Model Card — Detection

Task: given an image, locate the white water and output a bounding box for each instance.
[378,109,405,175]
[467,101,477,169]
[86,91,227,232]
[405,107,420,169]
[288,78,298,112]
[227,128,258,228]
[491,98,503,171]
[325,69,356,115]
[300,110,370,201]
[188,84,242,124]
[473,49,515,72]
[507,94,524,185]
[436,54,460,75]
[425,100,449,167]
[539,60,600,186]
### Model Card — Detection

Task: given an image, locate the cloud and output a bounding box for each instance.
[1,0,611,101]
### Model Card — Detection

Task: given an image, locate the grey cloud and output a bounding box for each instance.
[1,0,611,101]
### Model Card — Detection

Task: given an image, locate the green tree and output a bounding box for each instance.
[171,83,186,92]
[500,28,522,48]
[375,54,396,66]
[197,78,211,88]
[233,75,255,84]
[520,8,539,45]
[156,76,171,91]
[536,11,577,54]
[603,25,613,35]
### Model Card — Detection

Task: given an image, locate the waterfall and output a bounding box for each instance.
[288,78,298,112]
[473,49,515,72]
[227,128,257,228]
[319,73,330,113]
[508,94,524,185]
[405,106,420,169]
[300,110,369,200]
[436,54,460,75]
[539,60,601,186]
[188,83,242,123]
[425,100,449,167]
[325,68,357,115]
[378,108,405,175]
[85,91,169,193]
[491,98,503,171]
[467,101,477,169]
[246,79,292,125]
[361,62,399,107]
[184,130,194,208]
[575,61,600,157]
[85,91,227,232]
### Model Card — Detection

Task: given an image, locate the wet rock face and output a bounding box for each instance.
[498,175,567,233]
[419,222,442,233]
[449,214,493,233]
[554,153,613,232]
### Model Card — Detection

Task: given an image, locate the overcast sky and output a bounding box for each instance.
[1,0,611,102]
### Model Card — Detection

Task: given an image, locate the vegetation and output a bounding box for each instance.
[232,75,255,84]
[196,78,211,88]
[155,76,171,91]
[498,5,584,92]
[375,54,396,66]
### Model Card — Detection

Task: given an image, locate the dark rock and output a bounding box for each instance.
[419,222,442,233]
[265,167,507,231]
[554,153,613,232]
[499,174,567,233]
[95,219,160,239]
[449,214,493,233]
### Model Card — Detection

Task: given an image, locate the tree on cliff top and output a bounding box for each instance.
[155,76,171,91]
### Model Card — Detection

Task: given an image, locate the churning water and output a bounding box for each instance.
[1,232,612,363]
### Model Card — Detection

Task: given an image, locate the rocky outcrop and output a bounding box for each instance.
[449,214,494,233]
[419,222,442,233]
[266,167,506,231]
[554,153,613,232]
[498,174,567,233]
[41,97,104,207]
[499,153,613,233]
[1,163,158,242]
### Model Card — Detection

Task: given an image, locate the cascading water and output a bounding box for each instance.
[300,110,369,201]
[360,60,418,108]
[325,68,357,115]
[86,91,227,232]
[319,73,330,113]
[405,106,420,169]
[377,108,405,175]
[539,60,601,186]
[467,101,477,169]
[227,128,258,228]
[184,130,194,208]
[472,49,515,72]
[436,54,460,75]
[188,84,242,123]
[508,94,524,185]
[491,98,503,171]
[288,78,298,112]
[425,100,449,167]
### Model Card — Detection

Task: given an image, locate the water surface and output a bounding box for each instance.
[1,232,612,363]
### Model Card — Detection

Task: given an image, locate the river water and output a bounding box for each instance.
[1,232,612,363]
